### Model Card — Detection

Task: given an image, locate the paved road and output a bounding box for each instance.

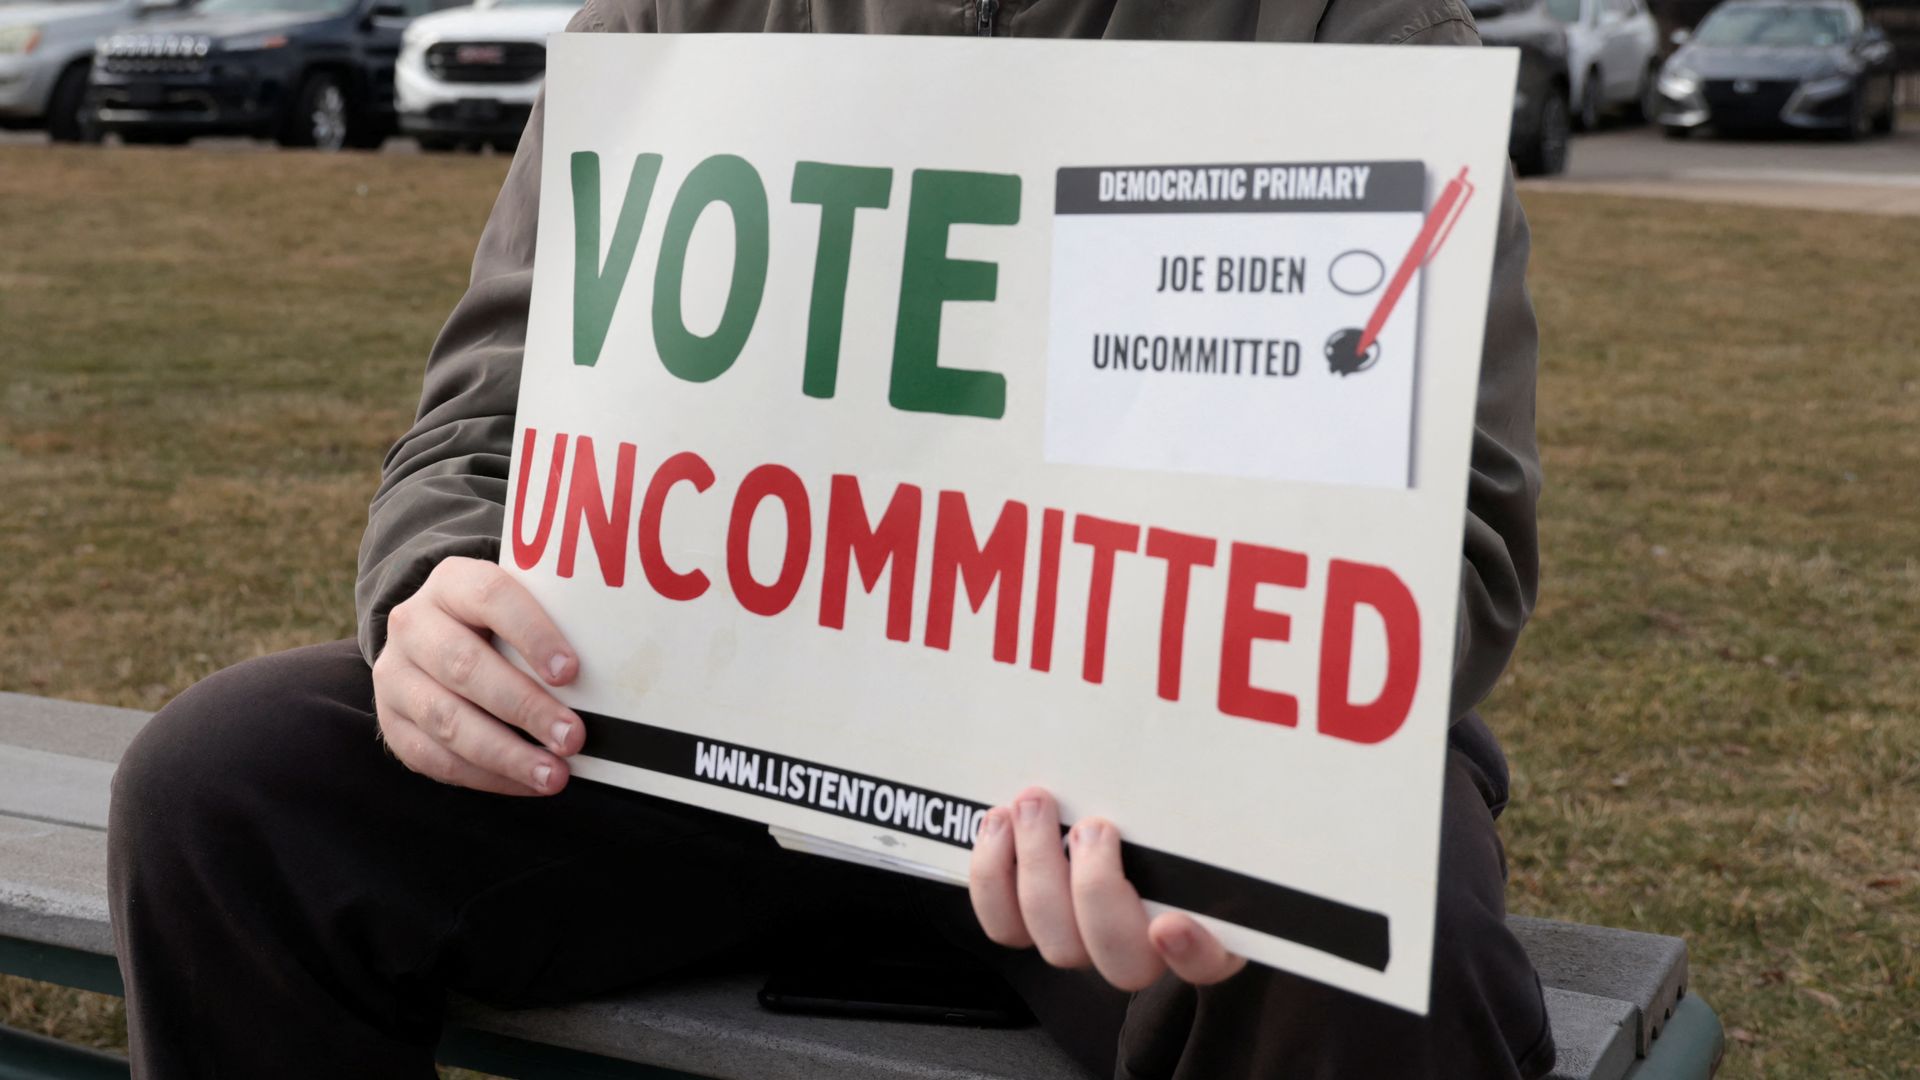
[9,116,1919,211]
[1527,117,1920,214]
[10,114,1918,177]
[0,129,431,152]
[1563,120,1920,181]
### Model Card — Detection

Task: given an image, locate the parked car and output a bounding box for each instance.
[88,0,464,149]
[0,0,185,141]
[1469,0,1574,175]
[1544,0,1662,129]
[1653,0,1898,138]
[395,0,574,152]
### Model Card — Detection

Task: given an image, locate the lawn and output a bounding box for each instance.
[2,145,1915,1077]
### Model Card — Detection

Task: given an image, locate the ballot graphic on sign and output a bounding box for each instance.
[502,34,1518,1014]
[1046,161,1474,490]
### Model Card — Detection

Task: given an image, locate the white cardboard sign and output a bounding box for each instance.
[502,33,1515,1013]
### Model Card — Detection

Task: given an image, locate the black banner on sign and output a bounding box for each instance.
[576,710,1392,972]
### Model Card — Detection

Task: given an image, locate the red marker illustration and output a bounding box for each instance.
[1325,166,1476,376]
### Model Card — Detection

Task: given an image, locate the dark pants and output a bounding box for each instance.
[107,640,1556,1079]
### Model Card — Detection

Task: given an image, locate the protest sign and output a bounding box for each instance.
[500,33,1516,1012]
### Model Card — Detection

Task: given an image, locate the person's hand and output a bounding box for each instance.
[372,556,583,796]
[968,787,1246,990]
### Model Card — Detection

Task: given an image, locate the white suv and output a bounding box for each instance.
[396,0,577,152]
[1546,0,1662,130]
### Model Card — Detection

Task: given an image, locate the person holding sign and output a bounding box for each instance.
[107,1,1554,1078]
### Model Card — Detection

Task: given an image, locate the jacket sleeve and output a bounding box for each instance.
[1449,177,1543,722]
[1320,0,1546,722]
[354,0,614,664]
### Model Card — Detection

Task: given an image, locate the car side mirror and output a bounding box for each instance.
[1668,27,1690,46]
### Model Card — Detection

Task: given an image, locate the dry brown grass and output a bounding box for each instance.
[2,144,1916,1076]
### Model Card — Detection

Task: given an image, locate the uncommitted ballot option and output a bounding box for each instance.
[1047,159,1468,491]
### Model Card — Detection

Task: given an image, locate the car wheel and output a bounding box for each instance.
[1576,69,1602,132]
[279,71,352,151]
[45,62,102,144]
[1516,85,1571,177]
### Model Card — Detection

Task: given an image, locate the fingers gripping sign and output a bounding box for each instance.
[968,787,1247,992]
[372,557,586,797]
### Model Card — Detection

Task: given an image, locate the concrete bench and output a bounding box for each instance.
[0,691,1723,1080]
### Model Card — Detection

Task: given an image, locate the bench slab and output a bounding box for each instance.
[1510,916,1690,1055]
[0,817,115,958]
[1541,988,1638,1080]
[450,977,1087,1080]
[0,693,1715,1080]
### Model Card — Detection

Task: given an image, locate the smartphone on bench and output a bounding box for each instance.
[759,948,1033,1027]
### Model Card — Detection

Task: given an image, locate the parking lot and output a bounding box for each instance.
[1572,119,1920,177]
[1524,117,1920,214]
[8,115,1920,212]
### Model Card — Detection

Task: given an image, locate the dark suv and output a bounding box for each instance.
[90,0,463,149]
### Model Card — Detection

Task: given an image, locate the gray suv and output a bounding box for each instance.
[0,0,184,140]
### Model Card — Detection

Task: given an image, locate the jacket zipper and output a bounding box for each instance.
[976,0,998,36]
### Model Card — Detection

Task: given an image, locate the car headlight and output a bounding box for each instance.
[221,32,289,51]
[1658,65,1699,98]
[1797,74,1854,98]
[0,24,42,55]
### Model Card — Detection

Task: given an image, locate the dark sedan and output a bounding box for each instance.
[1654,0,1899,138]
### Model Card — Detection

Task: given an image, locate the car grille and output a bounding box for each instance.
[424,41,546,84]
[99,55,209,75]
[98,34,212,76]
[1702,79,1797,125]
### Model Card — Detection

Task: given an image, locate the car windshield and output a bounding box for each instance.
[193,0,351,15]
[1545,0,1583,23]
[1694,5,1850,46]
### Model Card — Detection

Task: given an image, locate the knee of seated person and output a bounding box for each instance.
[110,647,349,851]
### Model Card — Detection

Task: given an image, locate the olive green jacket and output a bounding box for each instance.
[355,0,1542,808]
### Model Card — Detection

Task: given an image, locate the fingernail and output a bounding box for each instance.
[550,719,574,750]
[1076,821,1105,848]
[980,811,1005,838]
[533,763,552,791]
[547,654,571,682]
[1015,798,1041,825]
[1161,926,1194,958]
